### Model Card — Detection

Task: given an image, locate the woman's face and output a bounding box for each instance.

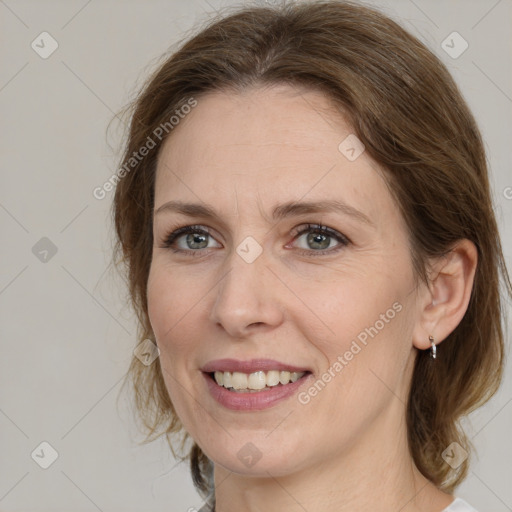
[148,85,423,476]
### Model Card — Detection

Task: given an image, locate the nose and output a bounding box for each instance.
[208,244,285,338]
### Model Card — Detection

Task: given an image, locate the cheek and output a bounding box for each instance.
[146,261,196,350]
[147,265,171,335]
[146,262,203,422]
[299,257,413,387]
[298,266,399,341]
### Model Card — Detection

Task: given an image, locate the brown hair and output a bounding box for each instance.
[112,0,511,500]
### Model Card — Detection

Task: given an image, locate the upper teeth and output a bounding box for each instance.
[214,370,306,390]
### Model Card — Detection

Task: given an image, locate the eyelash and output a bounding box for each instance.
[160,223,350,257]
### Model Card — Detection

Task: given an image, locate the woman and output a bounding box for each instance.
[112,1,511,511]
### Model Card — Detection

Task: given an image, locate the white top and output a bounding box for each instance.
[443,497,479,511]
[197,496,478,512]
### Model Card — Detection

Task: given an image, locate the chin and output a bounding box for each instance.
[215,453,303,477]
[202,435,309,477]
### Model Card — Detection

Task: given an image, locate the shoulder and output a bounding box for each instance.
[443,497,479,512]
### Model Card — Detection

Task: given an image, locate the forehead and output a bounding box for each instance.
[154,85,394,226]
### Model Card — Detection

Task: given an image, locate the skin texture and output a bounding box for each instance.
[147,85,477,512]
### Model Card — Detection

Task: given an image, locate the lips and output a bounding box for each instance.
[200,358,314,410]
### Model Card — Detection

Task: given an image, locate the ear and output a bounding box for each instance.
[412,239,478,351]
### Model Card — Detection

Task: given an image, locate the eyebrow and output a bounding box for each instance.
[154,199,373,226]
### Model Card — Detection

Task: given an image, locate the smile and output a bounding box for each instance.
[211,370,308,392]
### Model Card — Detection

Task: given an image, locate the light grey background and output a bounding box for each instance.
[0,0,511,511]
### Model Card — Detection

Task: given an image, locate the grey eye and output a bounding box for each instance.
[303,232,333,250]
[184,232,209,250]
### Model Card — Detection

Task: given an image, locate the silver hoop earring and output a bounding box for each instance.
[429,335,436,359]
